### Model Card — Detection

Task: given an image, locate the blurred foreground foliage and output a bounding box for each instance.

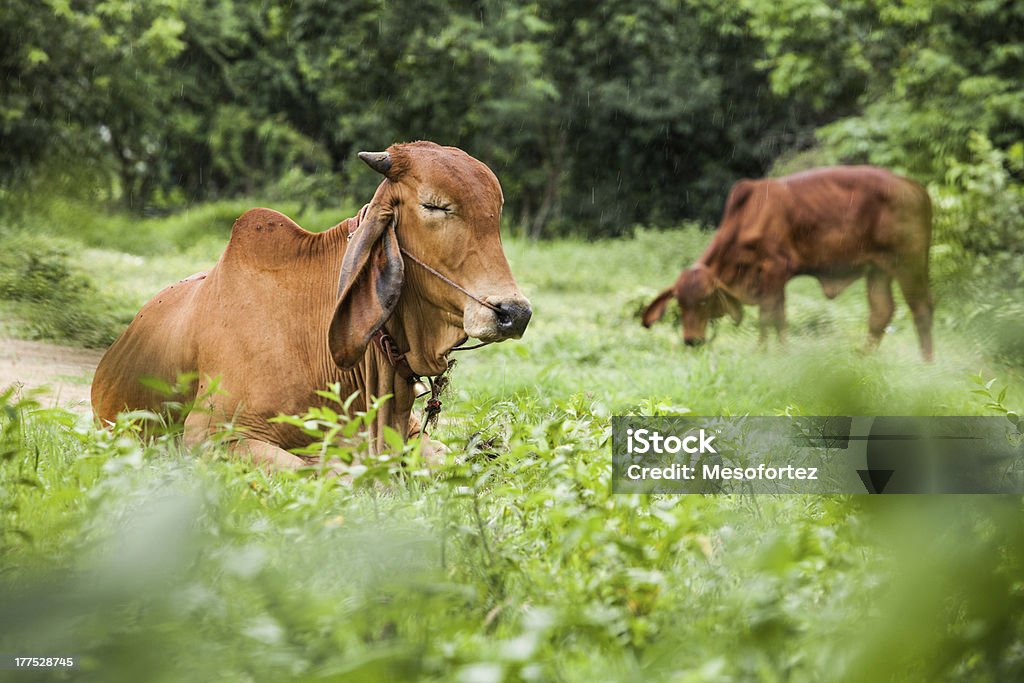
[2,384,1024,682]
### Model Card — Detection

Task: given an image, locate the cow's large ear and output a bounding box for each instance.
[642,287,674,327]
[328,198,404,368]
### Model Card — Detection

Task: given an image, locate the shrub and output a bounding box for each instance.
[0,231,126,347]
[933,133,1024,261]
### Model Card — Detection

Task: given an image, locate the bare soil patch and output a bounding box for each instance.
[0,337,103,413]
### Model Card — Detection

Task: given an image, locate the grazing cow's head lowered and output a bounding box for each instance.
[331,141,532,376]
[642,265,743,346]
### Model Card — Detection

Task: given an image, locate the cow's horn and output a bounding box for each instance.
[358,151,392,175]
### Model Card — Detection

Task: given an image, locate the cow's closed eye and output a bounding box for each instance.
[421,202,451,213]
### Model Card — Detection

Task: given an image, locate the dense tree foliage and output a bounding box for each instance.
[2,0,1022,242]
[748,0,1024,258]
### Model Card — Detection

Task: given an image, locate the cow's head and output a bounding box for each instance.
[331,141,531,375]
[642,265,742,346]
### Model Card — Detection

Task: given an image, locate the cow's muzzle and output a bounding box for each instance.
[494,301,532,339]
[684,337,705,347]
[464,295,532,342]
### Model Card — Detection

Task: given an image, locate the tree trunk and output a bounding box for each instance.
[529,129,567,240]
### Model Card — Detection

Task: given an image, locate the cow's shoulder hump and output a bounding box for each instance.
[222,208,316,270]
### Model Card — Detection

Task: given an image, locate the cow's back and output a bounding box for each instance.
[779,166,931,269]
[91,273,205,425]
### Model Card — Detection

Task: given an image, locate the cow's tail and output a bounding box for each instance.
[641,287,674,327]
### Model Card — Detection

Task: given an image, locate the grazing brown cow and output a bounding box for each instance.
[92,141,532,468]
[642,166,933,360]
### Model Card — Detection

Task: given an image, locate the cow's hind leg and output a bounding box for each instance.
[866,268,895,351]
[895,265,934,362]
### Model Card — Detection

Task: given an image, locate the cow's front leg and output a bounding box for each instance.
[758,306,771,345]
[184,405,311,471]
[230,438,310,470]
[407,413,449,467]
[232,439,351,480]
[759,296,787,345]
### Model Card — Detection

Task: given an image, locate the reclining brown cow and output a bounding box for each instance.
[92,141,532,468]
[642,166,933,360]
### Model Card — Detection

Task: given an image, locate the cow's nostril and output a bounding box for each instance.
[493,302,532,338]
[684,338,705,347]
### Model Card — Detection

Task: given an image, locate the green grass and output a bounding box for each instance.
[1,203,1024,681]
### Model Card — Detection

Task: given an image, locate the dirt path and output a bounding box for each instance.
[0,338,103,413]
